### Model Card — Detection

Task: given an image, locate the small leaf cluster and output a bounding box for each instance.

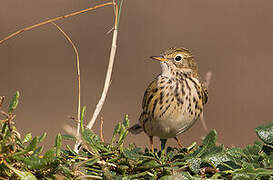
[0,92,68,179]
[0,92,273,179]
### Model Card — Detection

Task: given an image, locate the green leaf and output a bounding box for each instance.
[43,148,56,164]
[66,145,77,155]
[232,173,250,180]
[160,171,195,180]
[160,175,175,180]
[55,133,62,157]
[225,147,248,168]
[56,166,73,177]
[186,158,202,174]
[160,138,167,152]
[243,144,262,165]
[5,161,37,180]
[111,123,121,144]
[80,106,86,132]
[166,147,175,161]
[22,133,32,144]
[233,162,273,179]
[123,147,141,161]
[38,132,47,143]
[1,122,8,134]
[8,91,20,114]
[33,146,43,156]
[204,152,230,167]
[62,134,76,141]
[122,114,129,128]
[82,128,108,154]
[187,142,197,151]
[123,171,154,179]
[226,147,245,160]
[117,116,130,146]
[26,136,38,152]
[23,156,46,170]
[256,122,273,144]
[81,156,99,166]
[140,159,160,168]
[195,130,217,158]
[262,154,273,168]
[179,171,196,179]
[202,130,217,146]
[14,137,38,156]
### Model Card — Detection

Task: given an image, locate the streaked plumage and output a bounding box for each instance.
[128,47,208,151]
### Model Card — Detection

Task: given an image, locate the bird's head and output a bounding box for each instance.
[151,47,198,77]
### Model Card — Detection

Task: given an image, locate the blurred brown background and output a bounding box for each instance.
[1,0,273,150]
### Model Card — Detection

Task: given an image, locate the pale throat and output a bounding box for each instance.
[160,62,172,78]
[160,62,194,79]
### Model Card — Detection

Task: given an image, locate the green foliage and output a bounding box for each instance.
[8,90,20,114]
[0,92,273,179]
[256,122,273,144]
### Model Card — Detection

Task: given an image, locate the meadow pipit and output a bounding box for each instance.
[128,47,208,152]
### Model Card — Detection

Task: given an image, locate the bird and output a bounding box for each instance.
[128,47,208,152]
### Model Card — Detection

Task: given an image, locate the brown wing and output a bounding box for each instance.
[129,81,158,135]
[142,80,158,110]
[139,79,161,127]
[201,83,208,105]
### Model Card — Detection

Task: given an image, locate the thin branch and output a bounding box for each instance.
[87,28,118,129]
[49,22,82,152]
[87,1,123,129]
[100,117,105,142]
[0,2,113,44]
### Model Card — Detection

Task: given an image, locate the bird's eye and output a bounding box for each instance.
[174,54,183,61]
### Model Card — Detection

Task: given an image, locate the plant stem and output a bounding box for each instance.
[49,22,82,153]
[0,2,113,44]
[87,1,123,129]
[87,27,118,129]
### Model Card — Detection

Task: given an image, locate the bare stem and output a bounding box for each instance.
[0,2,113,44]
[50,22,81,152]
[100,117,105,142]
[87,27,118,129]
[86,1,123,130]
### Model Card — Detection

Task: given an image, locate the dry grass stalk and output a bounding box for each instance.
[0,0,122,152]
[100,117,105,142]
[87,1,123,129]
[0,2,113,44]
[49,22,82,152]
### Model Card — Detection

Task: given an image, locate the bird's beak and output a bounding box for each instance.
[150,56,168,61]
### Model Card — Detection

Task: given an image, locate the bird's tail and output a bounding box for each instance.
[128,123,143,135]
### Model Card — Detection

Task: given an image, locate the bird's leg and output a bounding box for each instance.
[149,135,154,152]
[174,137,183,148]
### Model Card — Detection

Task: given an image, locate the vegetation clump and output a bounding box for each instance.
[0,92,273,179]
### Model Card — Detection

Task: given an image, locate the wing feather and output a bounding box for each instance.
[142,80,158,110]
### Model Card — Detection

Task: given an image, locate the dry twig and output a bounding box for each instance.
[50,22,82,152]
[87,1,123,129]
[0,2,113,44]
[100,117,105,142]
